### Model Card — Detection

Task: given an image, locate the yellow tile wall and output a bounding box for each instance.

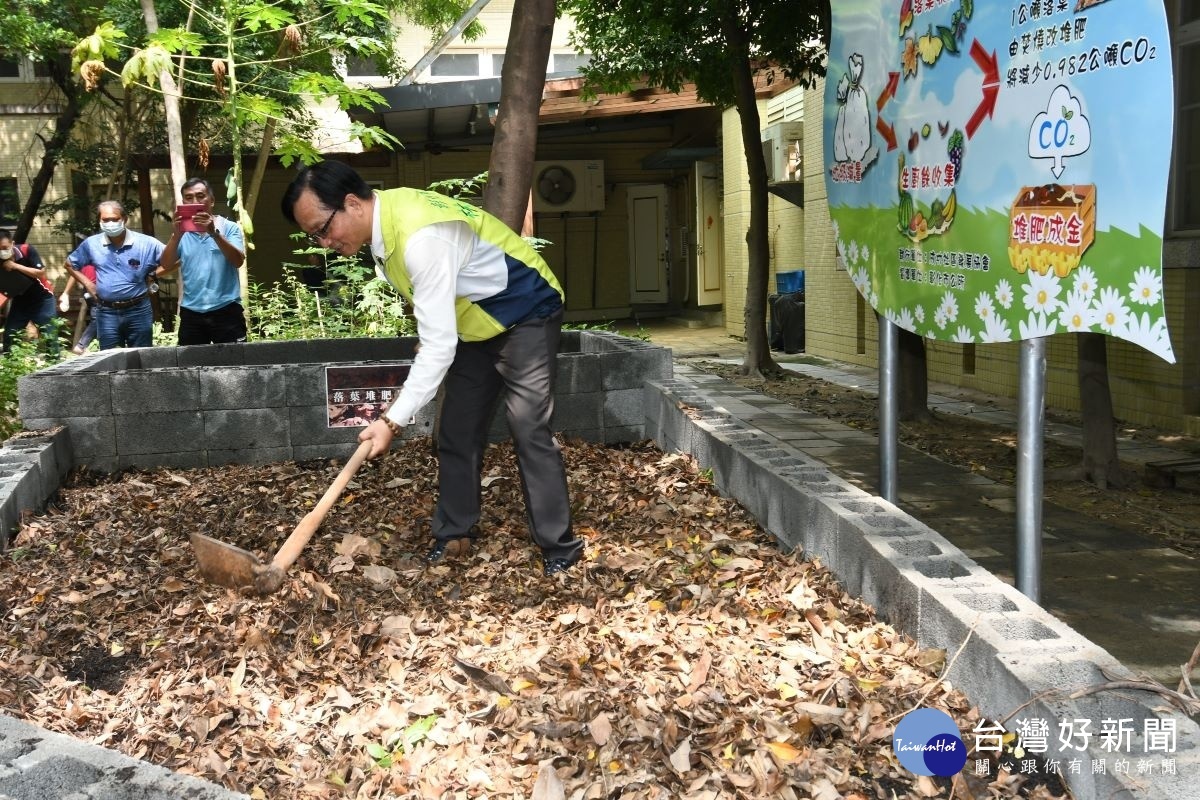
[1,115,78,287]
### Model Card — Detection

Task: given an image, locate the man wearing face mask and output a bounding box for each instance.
[63,201,165,349]
[0,230,58,354]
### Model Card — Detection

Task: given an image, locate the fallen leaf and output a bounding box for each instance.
[668,737,692,774]
[589,711,612,745]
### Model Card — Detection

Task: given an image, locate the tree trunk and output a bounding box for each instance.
[140,0,188,196]
[1077,331,1123,488]
[14,66,83,242]
[898,328,931,421]
[723,22,777,378]
[482,0,555,232]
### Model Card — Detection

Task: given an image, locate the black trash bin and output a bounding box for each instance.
[769,291,805,354]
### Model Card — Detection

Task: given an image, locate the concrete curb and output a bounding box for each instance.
[646,376,1200,800]
[0,715,246,799]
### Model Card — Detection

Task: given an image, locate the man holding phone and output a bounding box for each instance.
[159,177,247,345]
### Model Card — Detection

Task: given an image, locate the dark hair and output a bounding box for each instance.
[182,177,212,196]
[281,160,372,225]
[0,230,12,243]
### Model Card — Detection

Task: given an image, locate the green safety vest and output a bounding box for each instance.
[377,188,564,342]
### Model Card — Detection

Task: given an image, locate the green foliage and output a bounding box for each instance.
[365,714,439,768]
[0,328,70,441]
[562,0,829,106]
[247,242,413,341]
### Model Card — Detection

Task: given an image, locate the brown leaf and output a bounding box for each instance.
[588,711,612,745]
[531,762,565,800]
[668,737,692,774]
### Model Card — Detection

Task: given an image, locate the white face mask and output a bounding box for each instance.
[0,248,12,261]
[100,220,126,238]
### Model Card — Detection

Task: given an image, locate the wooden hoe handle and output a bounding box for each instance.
[254,439,374,594]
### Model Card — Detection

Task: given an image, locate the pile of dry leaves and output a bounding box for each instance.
[0,439,1065,799]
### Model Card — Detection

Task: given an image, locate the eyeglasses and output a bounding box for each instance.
[306,208,339,245]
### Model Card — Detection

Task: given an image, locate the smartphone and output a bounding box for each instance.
[177,203,206,233]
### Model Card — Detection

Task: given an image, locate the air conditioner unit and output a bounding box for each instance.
[761,122,804,182]
[533,160,606,213]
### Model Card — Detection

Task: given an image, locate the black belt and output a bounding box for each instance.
[96,294,148,310]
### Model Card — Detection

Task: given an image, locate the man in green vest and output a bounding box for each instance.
[281,161,583,577]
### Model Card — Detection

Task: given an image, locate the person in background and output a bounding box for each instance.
[280,160,583,578]
[58,264,99,354]
[0,230,59,354]
[63,201,164,349]
[159,177,246,345]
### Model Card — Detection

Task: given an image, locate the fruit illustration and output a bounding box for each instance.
[947,129,964,180]
[921,123,931,139]
[900,0,914,35]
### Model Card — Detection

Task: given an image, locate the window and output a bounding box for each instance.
[345,56,379,77]
[1172,5,1200,232]
[492,54,505,77]
[0,58,22,80]
[430,53,481,78]
[0,178,19,228]
[551,53,591,74]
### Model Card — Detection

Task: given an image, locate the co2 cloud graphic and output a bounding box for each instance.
[1028,85,1092,179]
[893,707,968,777]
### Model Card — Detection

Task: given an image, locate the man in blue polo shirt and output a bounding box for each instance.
[159,177,246,345]
[64,201,164,349]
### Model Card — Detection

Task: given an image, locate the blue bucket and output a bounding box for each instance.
[776,270,805,295]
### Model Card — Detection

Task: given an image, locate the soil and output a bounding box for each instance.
[692,360,1200,559]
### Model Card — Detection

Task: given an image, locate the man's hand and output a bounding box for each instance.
[358,418,396,459]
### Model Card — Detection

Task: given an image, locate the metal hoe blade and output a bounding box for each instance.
[189,532,264,591]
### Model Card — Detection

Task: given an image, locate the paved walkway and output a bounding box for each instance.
[623,318,1200,685]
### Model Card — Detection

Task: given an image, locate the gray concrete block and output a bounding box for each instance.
[203,408,289,451]
[287,406,366,446]
[602,425,642,444]
[115,412,204,455]
[201,367,287,409]
[283,364,328,406]
[23,417,114,461]
[176,344,245,367]
[241,340,309,365]
[556,353,601,394]
[599,347,672,391]
[293,443,364,462]
[135,347,181,368]
[18,372,112,419]
[602,387,644,431]
[553,392,602,432]
[112,371,200,413]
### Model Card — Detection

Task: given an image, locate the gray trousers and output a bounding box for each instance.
[430,310,581,562]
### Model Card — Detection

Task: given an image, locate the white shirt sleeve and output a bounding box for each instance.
[384,221,474,427]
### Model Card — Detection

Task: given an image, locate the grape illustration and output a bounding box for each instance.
[947,129,965,181]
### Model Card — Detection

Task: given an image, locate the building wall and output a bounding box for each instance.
[800,78,1200,434]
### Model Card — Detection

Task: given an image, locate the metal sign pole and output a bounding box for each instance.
[1016,336,1046,601]
[879,314,898,503]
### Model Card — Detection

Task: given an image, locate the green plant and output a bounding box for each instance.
[247,241,414,342]
[565,320,651,341]
[0,324,69,440]
[365,714,438,768]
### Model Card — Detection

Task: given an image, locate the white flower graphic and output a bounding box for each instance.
[893,306,916,332]
[1128,266,1162,306]
[981,313,1013,342]
[1123,310,1174,361]
[952,325,974,343]
[1057,289,1094,332]
[974,292,995,321]
[1073,265,1097,300]
[1021,270,1062,315]
[940,291,959,322]
[831,219,840,242]
[1019,311,1057,339]
[914,304,926,324]
[1092,286,1128,334]
[851,266,870,295]
[995,279,1014,309]
[848,240,861,265]
[870,290,879,308]
[861,243,871,264]
[934,307,948,330]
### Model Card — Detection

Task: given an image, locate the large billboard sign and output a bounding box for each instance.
[824,0,1176,362]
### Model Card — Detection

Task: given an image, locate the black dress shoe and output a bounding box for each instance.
[543,555,580,577]
[425,537,471,564]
